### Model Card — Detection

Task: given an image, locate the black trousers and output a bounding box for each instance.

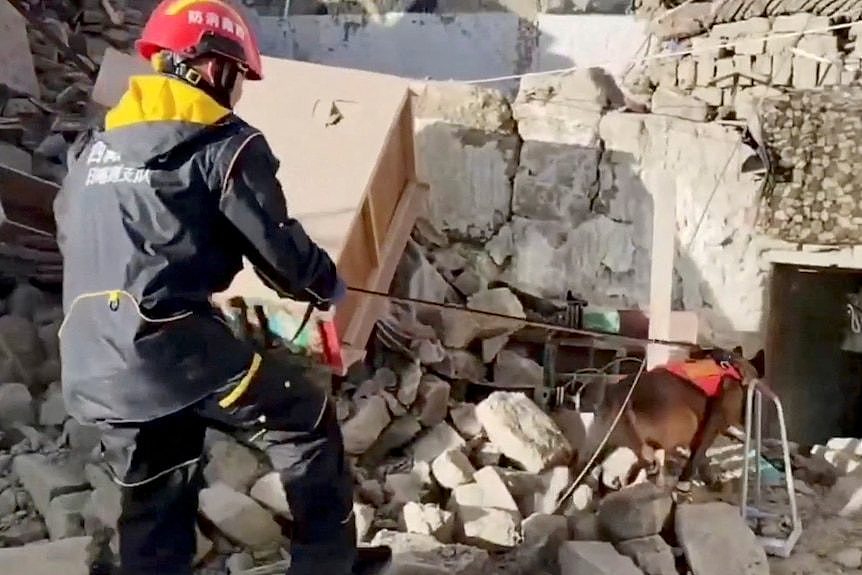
[97,352,356,575]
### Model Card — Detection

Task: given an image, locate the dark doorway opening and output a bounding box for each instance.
[766,263,862,445]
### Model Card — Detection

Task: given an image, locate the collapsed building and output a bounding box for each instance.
[2,0,862,574]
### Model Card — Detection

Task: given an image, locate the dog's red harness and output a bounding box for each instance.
[664,359,742,397]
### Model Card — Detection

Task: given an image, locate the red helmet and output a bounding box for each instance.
[136,0,263,80]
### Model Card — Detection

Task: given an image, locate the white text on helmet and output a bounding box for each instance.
[187,10,246,40]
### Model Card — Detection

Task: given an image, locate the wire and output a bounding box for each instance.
[554,356,647,514]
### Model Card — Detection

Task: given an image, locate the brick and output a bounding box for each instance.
[692,87,723,107]
[676,57,695,90]
[715,58,735,88]
[797,34,839,58]
[818,62,841,86]
[752,54,771,84]
[734,55,753,86]
[710,18,770,39]
[695,56,716,87]
[772,52,793,86]
[792,55,818,89]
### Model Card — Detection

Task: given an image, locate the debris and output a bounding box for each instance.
[597,483,672,542]
[473,466,520,513]
[354,502,376,542]
[457,506,522,550]
[198,483,282,551]
[45,490,89,540]
[416,375,450,427]
[249,472,291,518]
[617,536,678,575]
[558,541,644,575]
[449,403,482,439]
[521,512,568,548]
[832,547,862,569]
[401,502,455,542]
[370,530,490,575]
[431,449,476,489]
[600,447,639,490]
[493,350,543,389]
[475,392,572,473]
[412,422,466,463]
[342,395,391,455]
[0,383,34,429]
[12,454,89,517]
[675,503,768,575]
[204,439,262,492]
[0,536,91,575]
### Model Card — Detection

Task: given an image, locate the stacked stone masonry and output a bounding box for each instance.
[758,86,862,244]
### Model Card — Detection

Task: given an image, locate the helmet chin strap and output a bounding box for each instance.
[157,52,239,109]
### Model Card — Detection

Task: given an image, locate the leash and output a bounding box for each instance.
[345,285,701,351]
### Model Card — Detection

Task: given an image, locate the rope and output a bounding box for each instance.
[553,356,648,514]
[849,302,862,334]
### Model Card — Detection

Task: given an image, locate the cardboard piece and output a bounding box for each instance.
[0,0,40,97]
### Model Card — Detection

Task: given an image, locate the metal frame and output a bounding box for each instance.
[740,379,802,558]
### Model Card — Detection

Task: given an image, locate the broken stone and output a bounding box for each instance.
[204,439,261,493]
[45,490,90,540]
[474,441,502,467]
[430,350,485,383]
[84,464,121,532]
[226,551,255,573]
[198,483,282,550]
[370,529,491,575]
[597,483,672,542]
[38,383,66,427]
[826,472,862,516]
[62,419,101,453]
[481,334,509,363]
[475,392,572,473]
[249,472,291,518]
[0,517,48,546]
[401,501,455,542]
[432,449,476,489]
[617,535,677,575]
[474,466,520,513]
[342,395,391,455]
[416,375,450,427]
[0,535,91,575]
[0,315,44,373]
[676,502,768,575]
[0,487,16,516]
[366,415,423,461]
[412,422,467,463]
[386,469,428,504]
[13,454,89,517]
[522,513,567,549]
[354,502,376,542]
[396,362,422,407]
[450,403,482,439]
[382,391,407,416]
[440,288,525,348]
[0,383,35,428]
[530,465,572,515]
[493,349,543,389]
[458,506,522,550]
[559,541,643,575]
[570,512,602,541]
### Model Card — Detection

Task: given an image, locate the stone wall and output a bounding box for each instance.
[758,87,862,245]
[412,73,766,352]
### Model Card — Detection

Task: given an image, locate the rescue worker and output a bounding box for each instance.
[54,1,360,573]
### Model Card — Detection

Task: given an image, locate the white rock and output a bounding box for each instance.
[601,447,639,490]
[827,473,862,516]
[440,288,525,348]
[342,396,391,455]
[416,375,450,427]
[676,503,768,575]
[199,483,281,550]
[473,466,520,513]
[432,450,476,489]
[597,483,672,542]
[530,466,572,515]
[475,392,573,473]
[249,472,291,518]
[45,491,89,540]
[0,383,34,428]
[401,502,455,543]
[558,541,642,575]
[450,403,482,439]
[485,225,514,267]
[493,350,543,389]
[521,512,568,548]
[651,87,708,122]
[458,506,522,550]
[474,442,502,467]
[568,484,595,513]
[826,437,862,455]
[226,552,255,573]
[412,422,467,463]
[354,502,376,542]
[13,454,89,518]
[204,439,261,493]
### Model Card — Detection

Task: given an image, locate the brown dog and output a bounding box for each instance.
[576,348,760,489]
